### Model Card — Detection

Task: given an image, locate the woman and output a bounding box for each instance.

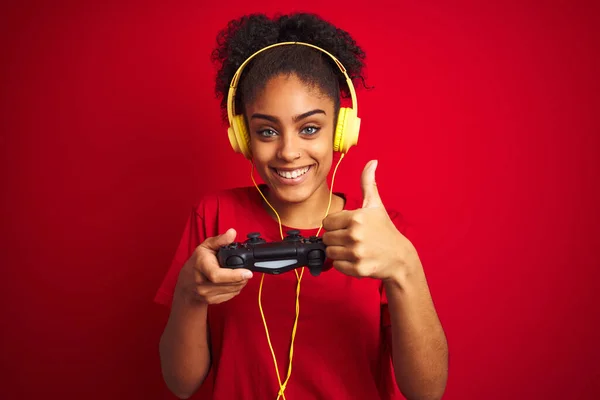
[155,12,448,400]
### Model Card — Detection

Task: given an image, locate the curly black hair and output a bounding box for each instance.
[210,12,368,123]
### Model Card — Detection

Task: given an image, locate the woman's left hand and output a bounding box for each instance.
[322,160,421,284]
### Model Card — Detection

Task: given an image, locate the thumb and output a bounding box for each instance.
[361,160,382,208]
[200,228,237,253]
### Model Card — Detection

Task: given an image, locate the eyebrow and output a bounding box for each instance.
[250,109,326,123]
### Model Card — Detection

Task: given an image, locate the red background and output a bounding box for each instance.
[2,0,599,399]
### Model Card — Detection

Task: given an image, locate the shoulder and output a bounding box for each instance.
[192,186,255,217]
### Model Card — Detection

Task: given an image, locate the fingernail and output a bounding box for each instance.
[242,271,253,279]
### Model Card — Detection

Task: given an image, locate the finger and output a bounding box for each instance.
[205,265,253,284]
[361,160,382,209]
[206,292,241,305]
[200,228,237,253]
[196,273,250,288]
[322,210,353,232]
[325,245,356,262]
[197,281,247,298]
[198,279,251,287]
[199,255,253,283]
[332,260,360,278]
[322,230,354,246]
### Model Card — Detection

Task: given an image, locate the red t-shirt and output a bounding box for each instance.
[154,185,408,399]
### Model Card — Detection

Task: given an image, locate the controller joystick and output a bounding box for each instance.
[217,230,327,276]
[284,229,302,242]
[246,232,266,244]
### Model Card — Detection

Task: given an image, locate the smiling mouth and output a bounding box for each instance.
[270,165,313,179]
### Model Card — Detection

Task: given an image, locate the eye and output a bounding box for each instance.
[301,126,320,135]
[257,128,278,138]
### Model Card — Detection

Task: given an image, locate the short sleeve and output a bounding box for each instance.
[154,206,206,307]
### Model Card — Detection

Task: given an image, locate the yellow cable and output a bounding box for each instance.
[317,153,344,237]
[250,153,345,399]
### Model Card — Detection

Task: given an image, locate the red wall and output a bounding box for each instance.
[2,1,599,399]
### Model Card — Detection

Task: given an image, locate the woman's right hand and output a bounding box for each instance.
[175,228,253,304]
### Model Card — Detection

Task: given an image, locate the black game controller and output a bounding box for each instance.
[217,230,327,276]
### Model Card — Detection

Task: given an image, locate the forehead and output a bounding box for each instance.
[246,74,334,116]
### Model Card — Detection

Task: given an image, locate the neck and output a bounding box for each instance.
[260,183,344,230]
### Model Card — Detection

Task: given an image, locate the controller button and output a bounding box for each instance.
[227,256,244,266]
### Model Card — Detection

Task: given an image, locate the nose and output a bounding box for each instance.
[277,131,301,162]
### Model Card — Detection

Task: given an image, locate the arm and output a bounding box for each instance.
[158,228,252,399]
[384,257,448,400]
[322,160,448,399]
[159,285,211,399]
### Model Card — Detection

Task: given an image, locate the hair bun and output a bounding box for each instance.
[212,12,368,123]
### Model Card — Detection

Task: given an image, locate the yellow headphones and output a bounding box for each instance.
[227,41,359,399]
[226,41,361,159]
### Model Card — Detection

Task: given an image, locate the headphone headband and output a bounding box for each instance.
[226,41,358,124]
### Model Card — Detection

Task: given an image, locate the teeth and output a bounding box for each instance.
[276,166,310,179]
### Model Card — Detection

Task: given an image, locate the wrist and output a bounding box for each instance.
[173,289,209,318]
[383,253,424,291]
[174,278,208,310]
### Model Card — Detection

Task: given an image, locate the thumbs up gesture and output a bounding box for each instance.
[322,160,420,283]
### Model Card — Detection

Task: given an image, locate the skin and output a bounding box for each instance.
[159,73,448,400]
[322,161,449,399]
[245,73,345,227]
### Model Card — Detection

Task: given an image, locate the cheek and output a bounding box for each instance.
[310,149,334,181]
[312,136,334,165]
[250,140,272,166]
[320,152,334,175]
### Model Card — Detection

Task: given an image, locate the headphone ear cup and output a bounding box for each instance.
[334,107,360,154]
[228,115,252,159]
[344,108,360,153]
[333,108,347,153]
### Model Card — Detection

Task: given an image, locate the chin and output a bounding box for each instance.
[272,186,315,204]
